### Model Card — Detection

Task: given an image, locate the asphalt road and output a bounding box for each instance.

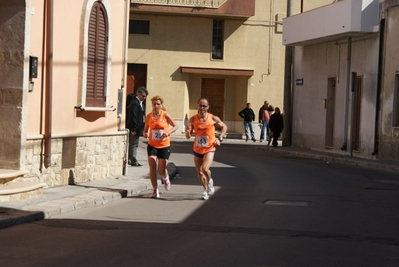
[1,140,399,267]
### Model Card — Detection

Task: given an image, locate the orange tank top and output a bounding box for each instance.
[193,113,216,154]
[147,110,170,148]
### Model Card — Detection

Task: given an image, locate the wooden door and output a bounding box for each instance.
[126,63,147,95]
[325,78,336,148]
[353,76,362,151]
[201,78,225,119]
[126,64,147,127]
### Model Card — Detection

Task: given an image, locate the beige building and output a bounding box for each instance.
[284,0,399,162]
[0,0,130,201]
[128,0,290,137]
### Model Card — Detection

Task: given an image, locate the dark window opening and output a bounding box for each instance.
[212,20,224,60]
[129,20,150,35]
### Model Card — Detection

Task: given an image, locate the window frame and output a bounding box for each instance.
[79,0,113,111]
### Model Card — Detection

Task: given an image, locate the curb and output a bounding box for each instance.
[0,163,179,229]
[256,146,399,174]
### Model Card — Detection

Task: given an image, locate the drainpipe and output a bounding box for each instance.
[119,0,130,175]
[341,36,352,151]
[372,18,385,156]
[44,0,53,168]
[121,0,129,91]
[283,0,292,146]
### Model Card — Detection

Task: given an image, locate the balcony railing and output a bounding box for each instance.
[131,0,228,8]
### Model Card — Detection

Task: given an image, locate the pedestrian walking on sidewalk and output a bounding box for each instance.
[238,103,256,142]
[127,86,149,167]
[143,95,178,198]
[185,98,228,200]
[258,100,274,143]
[269,107,284,147]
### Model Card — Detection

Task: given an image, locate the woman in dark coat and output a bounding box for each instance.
[269,107,284,147]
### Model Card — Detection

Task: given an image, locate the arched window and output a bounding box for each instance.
[86,1,108,107]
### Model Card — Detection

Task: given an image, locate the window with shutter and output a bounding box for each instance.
[86,2,108,107]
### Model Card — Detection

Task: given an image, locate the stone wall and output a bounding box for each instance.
[24,134,127,187]
[0,1,26,170]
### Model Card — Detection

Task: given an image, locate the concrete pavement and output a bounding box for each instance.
[256,142,399,174]
[0,140,178,229]
[1,137,398,229]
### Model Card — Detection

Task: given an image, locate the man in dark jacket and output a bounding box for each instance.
[269,107,284,147]
[238,103,256,142]
[127,86,148,166]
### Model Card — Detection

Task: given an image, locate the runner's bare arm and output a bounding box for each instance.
[213,115,228,139]
[185,117,194,139]
[165,113,179,137]
[143,117,149,139]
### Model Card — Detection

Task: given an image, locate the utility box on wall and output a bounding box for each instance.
[29,56,38,79]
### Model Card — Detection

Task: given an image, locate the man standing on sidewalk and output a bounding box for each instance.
[127,86,149,167]
[258,100,274,143]
[238,103,256,142]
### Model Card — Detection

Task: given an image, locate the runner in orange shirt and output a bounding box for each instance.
[143,96,178,198]
[185,98,228,200]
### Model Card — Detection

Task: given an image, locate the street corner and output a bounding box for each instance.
[0,207,45,229]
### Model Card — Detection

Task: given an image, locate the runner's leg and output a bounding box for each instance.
[194,156,207,189]
[148,155,158,189]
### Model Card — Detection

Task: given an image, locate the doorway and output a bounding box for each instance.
[201,78,225,119]
[126,64,147,96]
[126,64,147,127]
[352,76,362,151]
[325,78,336,148]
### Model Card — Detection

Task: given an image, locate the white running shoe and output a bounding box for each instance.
[207,178,214,196]
[163,176,171,191]
[202,190,209,200]
[151,189,159,199]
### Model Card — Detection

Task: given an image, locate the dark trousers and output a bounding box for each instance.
[272,131,281,147]
[129,134,140,164]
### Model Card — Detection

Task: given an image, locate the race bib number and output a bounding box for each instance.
[195,135,209,147]
[152,129,164,140]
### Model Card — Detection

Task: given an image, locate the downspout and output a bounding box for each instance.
[121,0,129,93]
[119,0,130,175]
[282,0,293,146]
[341,36,352,151]
[372,18,385,156]
[44,0,53,168]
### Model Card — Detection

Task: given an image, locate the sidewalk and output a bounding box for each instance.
[1,138,398,229]
[0,141,177,229]
[256,142,399,174]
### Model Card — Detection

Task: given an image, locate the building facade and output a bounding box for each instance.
[128,0,291,137]
[282,0,399,161]
[379,0,399,160]
[0,0,130,201]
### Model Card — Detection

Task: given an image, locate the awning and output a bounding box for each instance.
[181,67,254,77]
